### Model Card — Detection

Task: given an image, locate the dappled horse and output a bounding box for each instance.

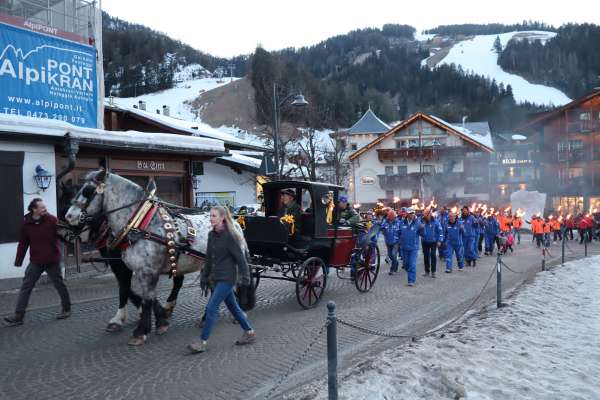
[58,181,186,333]
[65,170,212,345]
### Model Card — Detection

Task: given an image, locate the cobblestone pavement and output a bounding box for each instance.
[1,237,597,400]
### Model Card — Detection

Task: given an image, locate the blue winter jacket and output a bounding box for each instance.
[380,219,401,245]
[398,218,423,251]
[421,218,443,243]
[484,217,500,236]
[461,214,478,238]
[437,212,449,241]
[444,220,464,246]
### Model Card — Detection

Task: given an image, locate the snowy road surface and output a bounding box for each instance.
[305,256,600,400]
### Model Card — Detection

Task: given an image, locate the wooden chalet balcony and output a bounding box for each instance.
[377,147,465,162]
[378,171,464,189]
[557,149,586,163]
[566,121,600,134]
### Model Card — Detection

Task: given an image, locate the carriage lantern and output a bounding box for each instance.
[34,165,52,191]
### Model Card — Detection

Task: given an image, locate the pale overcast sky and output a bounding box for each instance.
[101,0,599,58]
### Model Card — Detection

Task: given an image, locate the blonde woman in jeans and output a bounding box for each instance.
[188,206,255,353]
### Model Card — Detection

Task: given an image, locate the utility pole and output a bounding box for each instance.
[228,64,235,82]
[272,82,280,181]
[419,127,423,199]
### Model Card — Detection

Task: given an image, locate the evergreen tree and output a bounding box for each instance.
[493,36,503,54]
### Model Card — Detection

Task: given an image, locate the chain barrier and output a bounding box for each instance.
[335,264,497,340]
[564,241,577,255]
[500,260,525,274]
[265,320,330,400]
[335,317,412,339]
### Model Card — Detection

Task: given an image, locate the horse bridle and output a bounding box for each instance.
[73,176,145,225]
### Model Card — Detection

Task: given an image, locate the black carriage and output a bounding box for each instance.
[241,181,381,309]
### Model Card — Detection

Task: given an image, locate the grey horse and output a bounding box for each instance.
[65,169,212,345]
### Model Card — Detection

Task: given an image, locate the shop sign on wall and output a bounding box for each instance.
[136,160,166,171]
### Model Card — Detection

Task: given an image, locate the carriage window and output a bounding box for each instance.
[301,190,312,212]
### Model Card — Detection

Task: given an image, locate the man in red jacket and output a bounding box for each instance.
[4,198,71,326]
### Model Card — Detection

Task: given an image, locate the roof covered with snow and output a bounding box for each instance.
[216,152,262,173]
[349,111,494,161]
[347,108,390,135]
[430,116,494,151]
[105,99,268,152]
[0,114,225,155]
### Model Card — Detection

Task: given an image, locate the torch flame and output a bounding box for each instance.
[411,198,419,205]
[393,196,400,204]
[353,203,361,209]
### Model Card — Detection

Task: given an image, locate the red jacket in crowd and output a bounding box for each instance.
[14,213,61,266]
[576,215,593,230]
[565,218,575,229]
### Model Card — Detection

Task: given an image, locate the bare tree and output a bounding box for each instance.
[296,128,322,182]
[324,132,350,186]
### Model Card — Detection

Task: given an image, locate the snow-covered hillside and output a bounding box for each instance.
[424,31,572,106]
[113,77,238,121]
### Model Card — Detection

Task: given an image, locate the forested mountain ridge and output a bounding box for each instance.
[498,23,600,98]
[102,15,599,132]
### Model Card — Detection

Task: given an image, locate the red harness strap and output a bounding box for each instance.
[139,204,158,230]
[118,203,158,251]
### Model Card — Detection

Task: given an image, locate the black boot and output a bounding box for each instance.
[4,313,24,326]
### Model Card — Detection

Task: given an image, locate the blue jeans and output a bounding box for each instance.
[201,282,252,341]
[401,249,417,284]
[386,244,398,272]
[513,228,521,244]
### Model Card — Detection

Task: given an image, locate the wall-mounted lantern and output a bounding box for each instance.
[34,165,53,191]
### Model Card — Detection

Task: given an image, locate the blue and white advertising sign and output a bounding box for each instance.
[0,22,98,128]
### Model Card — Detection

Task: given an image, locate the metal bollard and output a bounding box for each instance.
[585,239,588,257]
[327,301,338,400]
[496,254,503,308]
[562,234,566,264]
[541,248,546,271]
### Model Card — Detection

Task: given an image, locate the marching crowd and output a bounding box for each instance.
[342,203,599,287]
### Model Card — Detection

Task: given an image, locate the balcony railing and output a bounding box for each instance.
[557,149,586,162]
[566,121,600,134]
[494,175,537,184]
[377,147,465,162]
[378,171,464,189]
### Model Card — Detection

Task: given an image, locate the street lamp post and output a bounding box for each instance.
[272,82,309,180]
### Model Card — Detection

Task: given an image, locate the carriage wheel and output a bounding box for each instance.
[355,244,380,293]
[295,257,327,309]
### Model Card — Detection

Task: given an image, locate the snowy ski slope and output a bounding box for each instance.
[434,31,572,106]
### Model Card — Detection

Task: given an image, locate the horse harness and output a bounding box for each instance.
[110,199,204,276]
[74,178,205,276]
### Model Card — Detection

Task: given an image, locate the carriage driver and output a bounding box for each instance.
[337,196,360,228]
[277,188,303,235]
